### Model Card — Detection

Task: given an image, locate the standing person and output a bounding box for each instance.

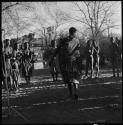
[115,37,122,61]
[50,27,80,100]
[109,37,120,77]
[11,42,20,92]
[51,40,55,48]
[85,39,94,78]
[92,40,100,78]
[10,57,20,92]
[22,42,33,84]
[4,39,13,91]
[43,45,58,82]
[50,40,59,81]
[16,43,22,84]
[17,44,23,77]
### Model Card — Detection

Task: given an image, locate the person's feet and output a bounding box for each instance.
[65,94,79,101]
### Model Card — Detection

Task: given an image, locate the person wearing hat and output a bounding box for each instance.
[50,27,80,100]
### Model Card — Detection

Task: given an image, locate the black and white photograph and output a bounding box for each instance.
[1,1,122,124]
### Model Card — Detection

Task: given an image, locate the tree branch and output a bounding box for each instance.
[101,24,120,33]
[2,2,20,11]
[84,1,94,38]
[74,2,91,27]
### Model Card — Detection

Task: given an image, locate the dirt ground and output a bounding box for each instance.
[2,66,122,124]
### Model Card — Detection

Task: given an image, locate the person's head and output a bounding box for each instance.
[110,37,114,43]
[92,39,96,47]
[69,27,77,38]
[87,39,92,47]
[51,40,55,47]
[4,39,10,48]
[115,37,118,40]
[24,42,29,49]
[13,42,17,50]
[115,37,119,43]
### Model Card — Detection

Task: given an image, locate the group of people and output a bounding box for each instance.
[2,38,34,93]
[2,27,121,100]
[44,27,122,100]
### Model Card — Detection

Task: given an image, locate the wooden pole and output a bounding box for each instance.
[2,29,11,116]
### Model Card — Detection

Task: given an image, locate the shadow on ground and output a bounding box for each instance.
[2,67,122,124]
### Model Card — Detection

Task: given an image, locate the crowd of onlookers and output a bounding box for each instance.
[2,38,36,93]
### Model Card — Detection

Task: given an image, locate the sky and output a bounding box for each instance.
[56,1,122,35]
[2,1,122,39]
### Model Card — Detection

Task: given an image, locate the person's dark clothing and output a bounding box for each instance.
[110,42,120,77]
[85,45,93,76]
[52,36,80,84]
[21,49,33,77]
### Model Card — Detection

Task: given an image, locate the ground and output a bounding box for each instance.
[2,65,122,124]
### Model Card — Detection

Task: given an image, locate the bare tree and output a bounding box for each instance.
[43,3,71,40]
[31,11,47,45]
[70,1,120,44]
[2,2,35,38]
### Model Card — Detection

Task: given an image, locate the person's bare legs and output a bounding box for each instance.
[90,56,94,78]
[73,82,79,100]
[67,83,73,98]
